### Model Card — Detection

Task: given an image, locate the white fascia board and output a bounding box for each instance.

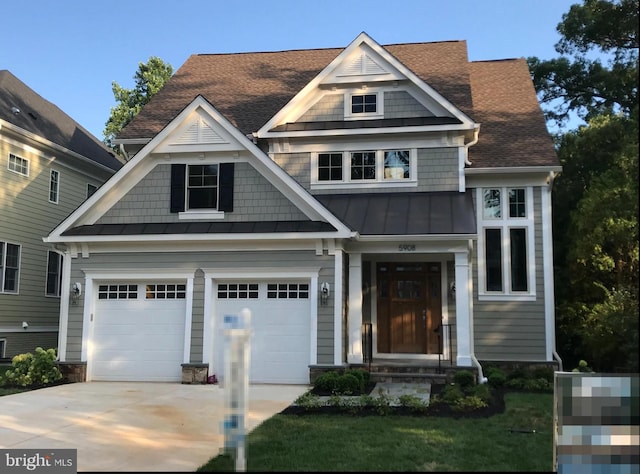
[112,137,152,146]
[257,32,475,138]
[465,167,562,188]
[45,95,352,241]
[356,234,477,242]
[0,119,120,174]
[259,123,475,140]
[465,166,563,175]
[45,230,354,245]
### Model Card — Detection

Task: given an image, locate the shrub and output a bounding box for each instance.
[295,391,323,410]
[314,371,340,392]
[345,368,370,387]
[398,394,428,413]
[452,395,488,412]
[453,370,475,390]
[2,347,62,387]
[335,373,360,395]
[486,367,506,388]
[468,383,491,402]
[440,383,464,404]
[531,366,554,382]
[572,360,594,373]
[523,378,553,392]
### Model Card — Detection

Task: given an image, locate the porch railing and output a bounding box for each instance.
[360,322,455,371]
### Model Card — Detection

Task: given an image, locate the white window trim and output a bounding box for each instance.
[311,148,417,190]
[0,338,6,358]
[344,90,384,120]
[49,169,60,204]
[0,241,21,294]
[185,163,220,213]
[8,153,29,177]
[476,187,536,301]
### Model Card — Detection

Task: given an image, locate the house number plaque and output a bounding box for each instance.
[398,244,416,252]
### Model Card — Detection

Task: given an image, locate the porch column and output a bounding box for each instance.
[455,251,472,366]
[347,252,363,364]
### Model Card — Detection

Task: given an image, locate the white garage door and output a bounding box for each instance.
[91,282,186,382]
[215,281,311,384]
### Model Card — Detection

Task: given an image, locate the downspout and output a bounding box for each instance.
[471,354,488,384]
[118,143,130,162]
[464,125,480,166]
[546,171,564,373]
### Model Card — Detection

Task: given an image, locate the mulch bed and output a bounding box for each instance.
[280,384,507,418]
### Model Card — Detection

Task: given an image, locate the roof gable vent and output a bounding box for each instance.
[174,117,227,144]
[340,53,388,77]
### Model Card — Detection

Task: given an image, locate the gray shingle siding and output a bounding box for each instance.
[299,94,344,122]
[384,90,433,119]
[97,162,308,224]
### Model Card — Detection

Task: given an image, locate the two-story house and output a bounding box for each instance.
[1,70,123,359]
[45,33,562,383]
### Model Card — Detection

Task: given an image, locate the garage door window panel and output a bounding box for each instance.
[218,283,259,299]
[267,283,309,299]
[146,283,186,299]
[98,284,137,299]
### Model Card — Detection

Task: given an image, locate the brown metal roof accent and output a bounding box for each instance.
[316,191,476,235]
[0,70,123,171]
[117,41,473,140]
[61,220,337,236]
[270,116,462,132]
[468,59,559,168]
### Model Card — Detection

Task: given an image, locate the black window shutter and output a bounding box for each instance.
[218,163,234,212]
[170,164,186,213]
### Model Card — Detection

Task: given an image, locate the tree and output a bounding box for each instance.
[528,0,638,128]
[104,57,173,155]
[529,0,638,372]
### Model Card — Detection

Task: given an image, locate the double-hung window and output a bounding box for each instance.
[0,241,21,294]
[46,251,63,297]
[170,162,234,218]
[477,187,535,300]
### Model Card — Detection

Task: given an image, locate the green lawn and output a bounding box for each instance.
[198,391,554,472]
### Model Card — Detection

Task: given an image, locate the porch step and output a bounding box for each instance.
[369,371,449,385]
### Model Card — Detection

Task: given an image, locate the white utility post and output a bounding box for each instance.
[222,308,252,472]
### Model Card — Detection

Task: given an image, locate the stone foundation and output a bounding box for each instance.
[56,362,86,383]
[181,363,209,384]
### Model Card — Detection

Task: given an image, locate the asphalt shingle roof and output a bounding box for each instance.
[0,70,122,171]
[117,39,558,169]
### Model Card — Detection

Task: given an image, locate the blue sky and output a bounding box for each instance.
[3,0,581,140]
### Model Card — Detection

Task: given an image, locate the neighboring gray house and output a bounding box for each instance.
[46,33,562,383]
[0,70,122,359]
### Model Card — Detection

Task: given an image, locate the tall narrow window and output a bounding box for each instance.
[510,228,528,291]
[509,188,526,218]
[1,242,20,293]
[478,187,534,298]
[46,251,63,296]
[49,170,59,203]
[485,229,503,291]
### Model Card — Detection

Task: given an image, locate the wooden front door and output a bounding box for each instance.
[376,262,442,354]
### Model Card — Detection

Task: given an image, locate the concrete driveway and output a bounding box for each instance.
[0,381,309,472]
